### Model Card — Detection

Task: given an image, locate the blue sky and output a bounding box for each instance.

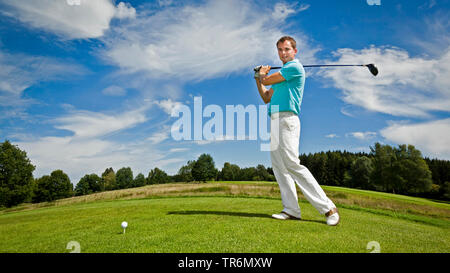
[0,0,449,184]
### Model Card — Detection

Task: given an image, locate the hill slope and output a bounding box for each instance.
[1,182,449,253]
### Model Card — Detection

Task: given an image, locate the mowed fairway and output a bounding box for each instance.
[0,183,449,253]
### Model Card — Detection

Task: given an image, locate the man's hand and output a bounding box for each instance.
[254,65,274,104]
[259,65,271,76]
[254,65,271,79]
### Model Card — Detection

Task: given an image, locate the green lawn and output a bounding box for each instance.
[0,191,449,253]
[322,185,450,208]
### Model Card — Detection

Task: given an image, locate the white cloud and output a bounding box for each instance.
[115,2,136,20]
[54,105,150,139]
[272,3,309,21]
[272,3,296,21]
[0,50,84,95]
[380,119,450,159]
[418,0,436,10]
[193,135,243,145]
[15,104,187,183]
[0,0,135,39]
[102,0,317,81]
[325,134,338,138]
[298,4,311,12]
[102,85,127,96]
[0,50,86,113]
[155,99,184,115]
[347,131,377,140]
[158,0,173,7]
[415,13,450,57]
[320,46,450,118]
[147,125,170,144]
[17,136,184,183]
[169,148,189,153]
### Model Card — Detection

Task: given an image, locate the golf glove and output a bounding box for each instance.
[254,65,262,79]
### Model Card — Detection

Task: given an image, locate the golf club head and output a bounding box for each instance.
[366,64,378,76]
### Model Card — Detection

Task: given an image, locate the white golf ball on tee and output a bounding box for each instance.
[121,221,128,233]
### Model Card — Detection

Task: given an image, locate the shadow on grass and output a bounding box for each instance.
[167,210,325,224]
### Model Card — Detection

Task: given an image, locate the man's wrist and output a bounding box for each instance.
[254,72,265,79]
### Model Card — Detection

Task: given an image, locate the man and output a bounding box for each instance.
[254,36,340,226]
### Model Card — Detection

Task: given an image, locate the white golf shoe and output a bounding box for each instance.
[271,212,301,220]
[326,208,340,226]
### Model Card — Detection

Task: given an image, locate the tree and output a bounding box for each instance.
[255,164,271,181]
[0,140,36,207]
[424,158,450,186]
[370,143,396,192]
[192,154,217,182]
[423,158,450,200]
[370,143,432,195]
[265,167,276,181]
[132,173,147,187]
[33,170,73,202]
[176,160,196,182]
[325,152,340,186]
[101,168,116,191]
[32,175,51,203]
[74,174,102,196]
[148,168,170,184]
[346,156,374,190]
[310,152,328,184]
[393,145,432,195]
[221,162,241,181]
[238,167,258,181]
[51,170,73,199]
[443,182,450,200]
[116,167,133,189]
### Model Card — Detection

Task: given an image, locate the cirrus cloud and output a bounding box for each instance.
[380,118,450,159]
[101,0,318,81]
[346,131,377,141]
[0,0,135,39]
[320,46,450,118]
[15,103,182,183]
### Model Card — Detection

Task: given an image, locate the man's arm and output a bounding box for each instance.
[255,65,286,104]
[260,72,285,86]
[255,77,274,104]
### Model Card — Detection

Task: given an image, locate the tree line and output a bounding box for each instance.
[299,143,449,199]
[1,140,449,208]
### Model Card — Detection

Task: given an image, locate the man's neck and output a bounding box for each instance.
[282,58,295,65]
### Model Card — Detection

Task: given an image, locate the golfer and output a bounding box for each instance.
[254,36,340,226]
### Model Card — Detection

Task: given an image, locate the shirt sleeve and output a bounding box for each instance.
[280,63,302,81]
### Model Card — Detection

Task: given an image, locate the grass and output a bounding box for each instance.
[0,182,449,253]
[322,186,450,208]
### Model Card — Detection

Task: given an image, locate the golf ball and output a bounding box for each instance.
[121,221,128,229]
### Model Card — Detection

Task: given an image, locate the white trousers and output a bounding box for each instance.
[270,112,335,218]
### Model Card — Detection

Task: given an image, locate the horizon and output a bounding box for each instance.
[3,138,446,184]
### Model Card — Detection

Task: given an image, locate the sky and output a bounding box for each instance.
[0,0,449,184]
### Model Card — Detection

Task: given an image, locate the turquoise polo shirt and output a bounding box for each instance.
[268,59,305,116]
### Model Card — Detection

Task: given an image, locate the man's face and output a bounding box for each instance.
[277,40,297,64]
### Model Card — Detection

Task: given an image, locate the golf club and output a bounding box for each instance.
[254,63,379,76]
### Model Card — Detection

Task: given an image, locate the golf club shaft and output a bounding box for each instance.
[270,64,366,69]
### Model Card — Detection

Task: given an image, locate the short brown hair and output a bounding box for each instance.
[276,36,297,49]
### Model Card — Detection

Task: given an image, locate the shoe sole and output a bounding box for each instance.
[327,215,340,226]
[272,212,301,220]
